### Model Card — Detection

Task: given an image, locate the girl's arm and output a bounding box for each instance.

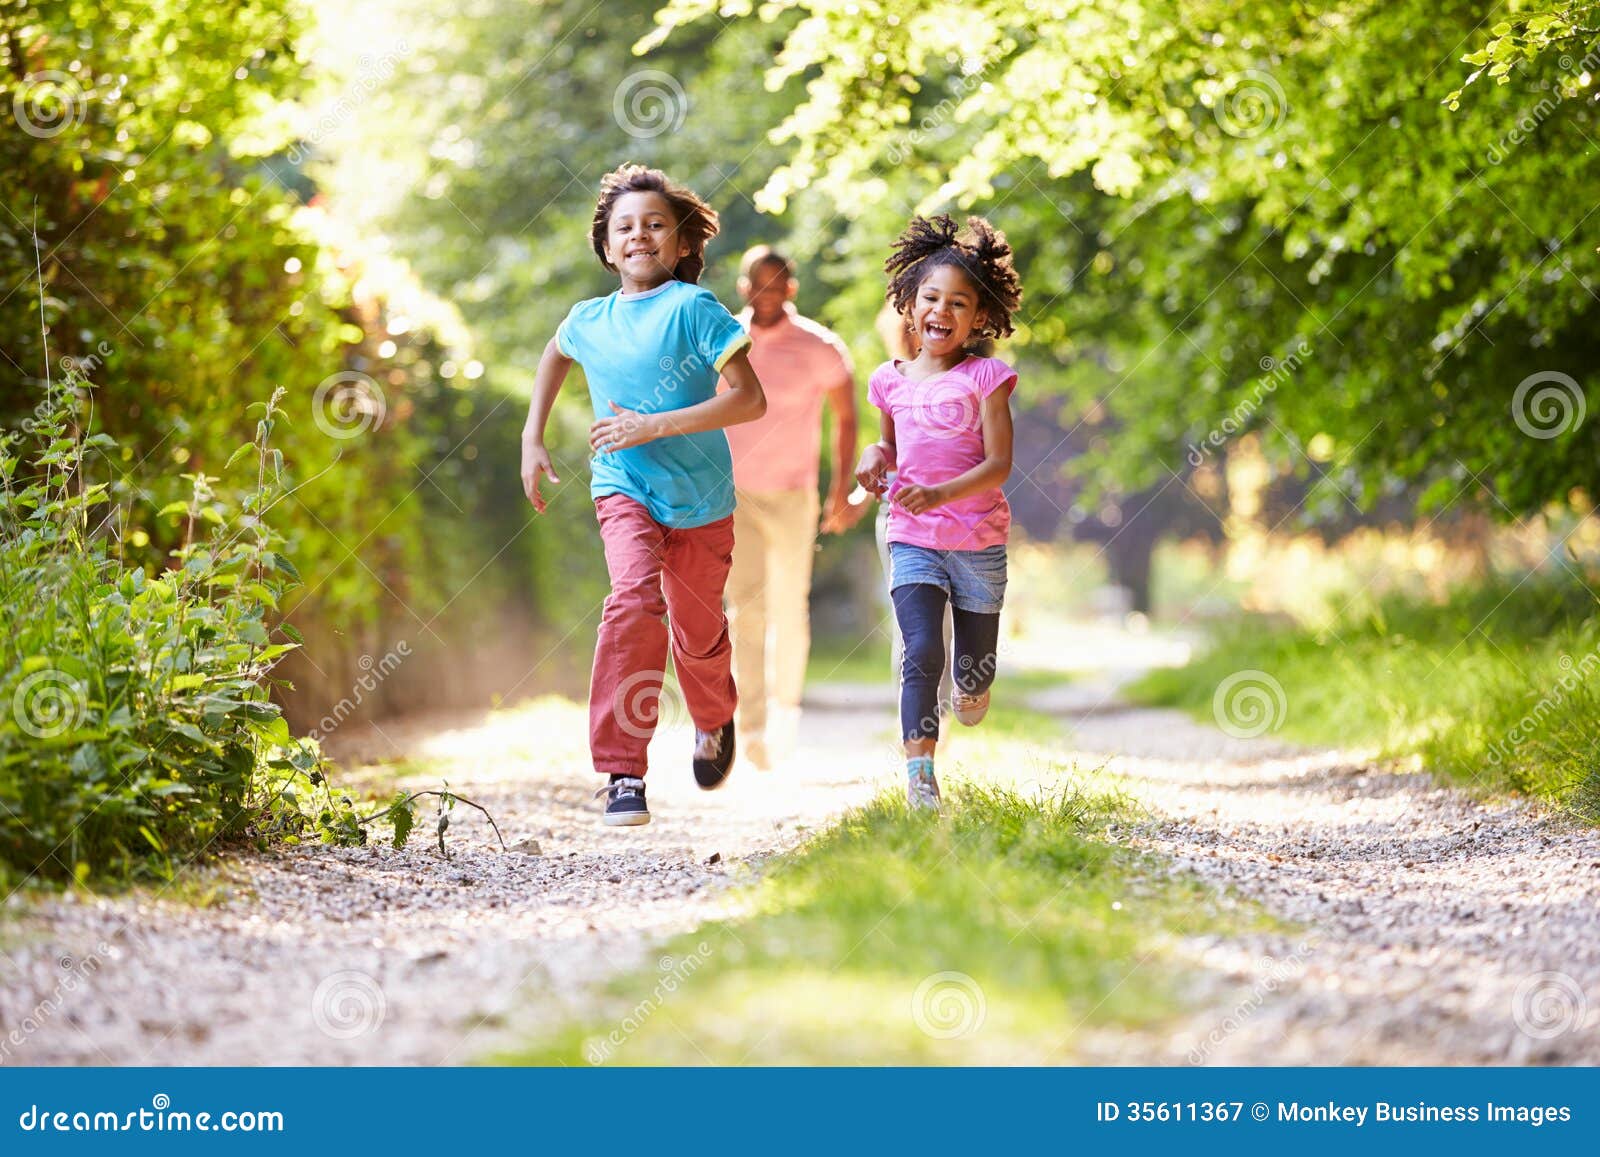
[854,412,897,494]
[587,348,767,453]
[521,336,573,513]
[894,389,1013,515]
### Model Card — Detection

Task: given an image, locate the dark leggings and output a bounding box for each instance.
[892,583,1000,741]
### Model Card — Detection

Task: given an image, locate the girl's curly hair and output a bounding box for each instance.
[590,163,721,285]
[884,214,1022,341]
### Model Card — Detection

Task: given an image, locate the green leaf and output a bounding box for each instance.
[387,791,416,849]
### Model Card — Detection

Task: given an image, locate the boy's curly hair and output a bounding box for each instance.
[884,214,1022,341]
[590,164,721,284]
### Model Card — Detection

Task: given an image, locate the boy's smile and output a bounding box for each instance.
[607,190,690,291]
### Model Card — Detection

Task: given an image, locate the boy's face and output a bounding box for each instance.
[606,191,689,286]
[738,258,795,326]
[910,263,986,358]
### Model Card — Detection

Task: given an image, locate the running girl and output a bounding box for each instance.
[854,214,1023,810]
[520,164,767,826]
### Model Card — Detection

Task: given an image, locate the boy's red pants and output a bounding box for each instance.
[589,494,738,777]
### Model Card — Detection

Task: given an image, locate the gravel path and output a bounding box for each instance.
[3,625,1598,1065]
[0,696,891,1065]
[1030,674,1600,1065]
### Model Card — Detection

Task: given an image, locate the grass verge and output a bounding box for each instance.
[496,773,1258,1065]
[1128,573,1600,818]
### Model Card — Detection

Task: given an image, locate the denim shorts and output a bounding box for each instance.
[887,542,1008,615]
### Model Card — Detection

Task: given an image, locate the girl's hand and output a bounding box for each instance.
[589,403,660,454]
[521,442,560,513]
[854,442,893,495]
[893,483,948,515]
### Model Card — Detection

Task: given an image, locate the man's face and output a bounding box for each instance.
[741,259,793,325]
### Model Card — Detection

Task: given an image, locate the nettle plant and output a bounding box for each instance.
[0,368,506,885]
[0,374,361,883]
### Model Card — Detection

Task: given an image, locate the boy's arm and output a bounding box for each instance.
[588,348,766,452]
[521,336,574,513]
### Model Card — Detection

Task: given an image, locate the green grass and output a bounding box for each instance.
[496,774,1260,1065]
[806,634,894,684]
[1128,572,1600,818]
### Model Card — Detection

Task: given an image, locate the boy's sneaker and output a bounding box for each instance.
[693,720,736,790]
[597,775,650,826]
[907,764,942,812]
[951,688,990,726]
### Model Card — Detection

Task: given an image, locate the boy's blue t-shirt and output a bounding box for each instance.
[557,279,750,528]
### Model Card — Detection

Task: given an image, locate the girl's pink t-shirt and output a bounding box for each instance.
[867,354,1017,551]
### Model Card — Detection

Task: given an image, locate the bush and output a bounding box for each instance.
[0,377,367,886]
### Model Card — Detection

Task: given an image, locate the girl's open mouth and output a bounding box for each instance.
[924,322,953,341]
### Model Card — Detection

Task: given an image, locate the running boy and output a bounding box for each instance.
[520,164,767,826]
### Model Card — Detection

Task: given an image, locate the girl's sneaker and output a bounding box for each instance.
[951,688,990,726]
[597,775,650,826]
[907,760,942,812]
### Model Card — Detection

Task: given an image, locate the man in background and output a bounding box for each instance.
[723,245,860,769]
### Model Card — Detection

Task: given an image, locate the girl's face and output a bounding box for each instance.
[909,263,986,358]
[605,191,689,287]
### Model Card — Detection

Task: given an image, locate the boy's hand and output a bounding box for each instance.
[589,403,660,454]
[854,442,893,495]
[893,483,947,515]
[521,442,560,513]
